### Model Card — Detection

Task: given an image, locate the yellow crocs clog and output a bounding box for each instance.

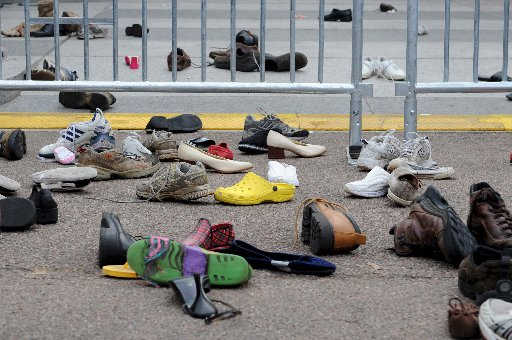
[102,262,138,279]
[214,172,295,205]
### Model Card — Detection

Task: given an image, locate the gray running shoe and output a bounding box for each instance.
[244,112,309,140]
[136,162,213,201]
[356,130,402,171]
[90,129,115,152]
[141,131,179,161]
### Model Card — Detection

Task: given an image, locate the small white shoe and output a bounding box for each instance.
[362,57,377,79]
[479,298,512,340]
[53,146,75,165]
[266,130,326,158]
[267,161,299,186]
[0,174,20,194]
[377,57,405,80]
[344,166,390,197]
[177,142,253,173]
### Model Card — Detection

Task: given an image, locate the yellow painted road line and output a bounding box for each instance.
[0,112,512,131]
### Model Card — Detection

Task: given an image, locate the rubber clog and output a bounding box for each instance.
[214,172,295,205]
[127,236,252,286]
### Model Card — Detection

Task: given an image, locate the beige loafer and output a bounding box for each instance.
[177,142,253,173]
[266,130,326,158]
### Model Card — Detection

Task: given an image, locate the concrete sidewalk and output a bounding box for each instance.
[0,130,510,339]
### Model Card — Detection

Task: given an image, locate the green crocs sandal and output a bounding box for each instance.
[127,236,252,286]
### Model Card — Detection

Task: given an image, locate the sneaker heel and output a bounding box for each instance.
[267,146,285,159]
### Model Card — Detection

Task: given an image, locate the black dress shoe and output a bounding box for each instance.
[28,185,58,225]
[380,3,397,12]
[98,212,135,267]
[324,8,352,22]
[30,24,67,37]
[478,71,512,82]
[125,24,149,37]
[238,129,271,154]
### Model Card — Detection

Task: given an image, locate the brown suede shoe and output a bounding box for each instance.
[59,92,116,111]
[390,185,476,266]
[468,182,512,249]
[167,48,191,71]
[0,129,26,161]
[38,0,53,17]
[76,146,160,180]
[296,198,366,255]
[447,297,479,339]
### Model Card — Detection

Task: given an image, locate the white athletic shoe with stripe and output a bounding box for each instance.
[480,298,512,340]
[38,109,111,159]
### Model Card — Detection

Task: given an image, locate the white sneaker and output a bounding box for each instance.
[387,158,455,180]
[267,161,299,186]
[479,298,512,340]
[397,132,436,168]
[122,135,152,158]
[53,146,75,165]
[0,174,20,194]
[344,166,390,197]
[357,130,402,171]
[362,57,377,79]
[38,108,111,159]
[377,57,405,80]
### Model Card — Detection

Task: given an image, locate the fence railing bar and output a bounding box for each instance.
[171,0,177,81]
[472,0,480,82]
[30,17,112,24]
[83,0,90,80]
[23,0,31,80]
[318,0,325,83]
[348,0,364,148]
[290,0,296,82]
[416,81,512,93]
[113,0,118,80]
[259,0,266,81]
[142,0,148,81]
[53,0,60,81]
[230,0,236,81]
[200,0,207,82]
[0,7,3,80]
[503,0,510,81]
[404,0,419,138]
[443,0,450,82]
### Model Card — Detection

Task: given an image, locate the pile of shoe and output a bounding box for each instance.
[210,30,308,72]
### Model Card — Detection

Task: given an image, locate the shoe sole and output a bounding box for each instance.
[127,239,252,286]
[83,163,160,180]
[238,143,268,154]
[387,189,413,206]
[214,184,294,205]
[0,197,36,230]
[343,184,387,198]
[136,184,213,201]
[5,129,26,160]
[155,149,179,161]
[409,168,455,180]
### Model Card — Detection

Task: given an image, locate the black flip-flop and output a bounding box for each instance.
[0,197,36,231]
[145,114,202,133]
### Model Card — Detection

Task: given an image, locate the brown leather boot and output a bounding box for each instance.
[167,48,191,71]
[390,185,476,266]
[62,11,81,35]
[447,297,479,338]
[0,129,26,161]
[297,198,366,255]
[59,92,116,111]
[213,43,260,72]
[468,182,512,248]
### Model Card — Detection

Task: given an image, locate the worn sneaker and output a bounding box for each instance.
[468,182,512,249]
[76,146,160,180]
[136,162,213,201]
[0,129,26,161]
[459,246,512,303]
[387,158,455,180]
[357,130,402,171]
[387,166,422,206]
[390,185,477,266]
[377,57,405,80]
[122,135,152,158]
[362,57,377,79]
[344,166,390,198]
[244,113,309,140]
[39,108,111,158]
[141,130,178,161]
[479,298,512,339]
[90,129,116,152]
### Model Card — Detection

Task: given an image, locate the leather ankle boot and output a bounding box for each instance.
[0,129,26,161]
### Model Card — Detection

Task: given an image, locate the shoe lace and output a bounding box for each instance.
[293,197,348,245]
[479,191,512,234]
[256,106,298,134]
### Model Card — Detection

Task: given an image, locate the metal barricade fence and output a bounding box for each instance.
[0,0,373,151]
[395,0,512,138]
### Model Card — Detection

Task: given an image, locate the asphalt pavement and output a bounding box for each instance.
[1,130,511,339]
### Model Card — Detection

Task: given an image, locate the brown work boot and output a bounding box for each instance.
[390,185,476,266]
[76,146,160,180]
[59,91,116,111]
[38,0,53,17]
[166,48,191,71]
[0,129,26,161]
[468,182,512,248]
[447,297,479,339]
[141,131,178,161]
[213,43,260,72]
[458,245,512,304]
[297,198,366,255]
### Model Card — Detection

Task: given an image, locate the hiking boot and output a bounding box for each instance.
[344,166,390,198]
[28,184,58,225]
[0,129,26,160]
[136,162,213,201]
[59,91,116,111]
[468,182,512,249]
[298,198,366,254]
[390,185,476,266]
[447,298,480,339]
[458,246,512,303]
[479,298,512,339]
[76,146,160,180]
[167,48,191,71]
[324,8,352,22]
[141,130,178,161]
[39,108,111,158]
[244,113,309,140]
[387,166,422,206]
[357,130,402,171]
